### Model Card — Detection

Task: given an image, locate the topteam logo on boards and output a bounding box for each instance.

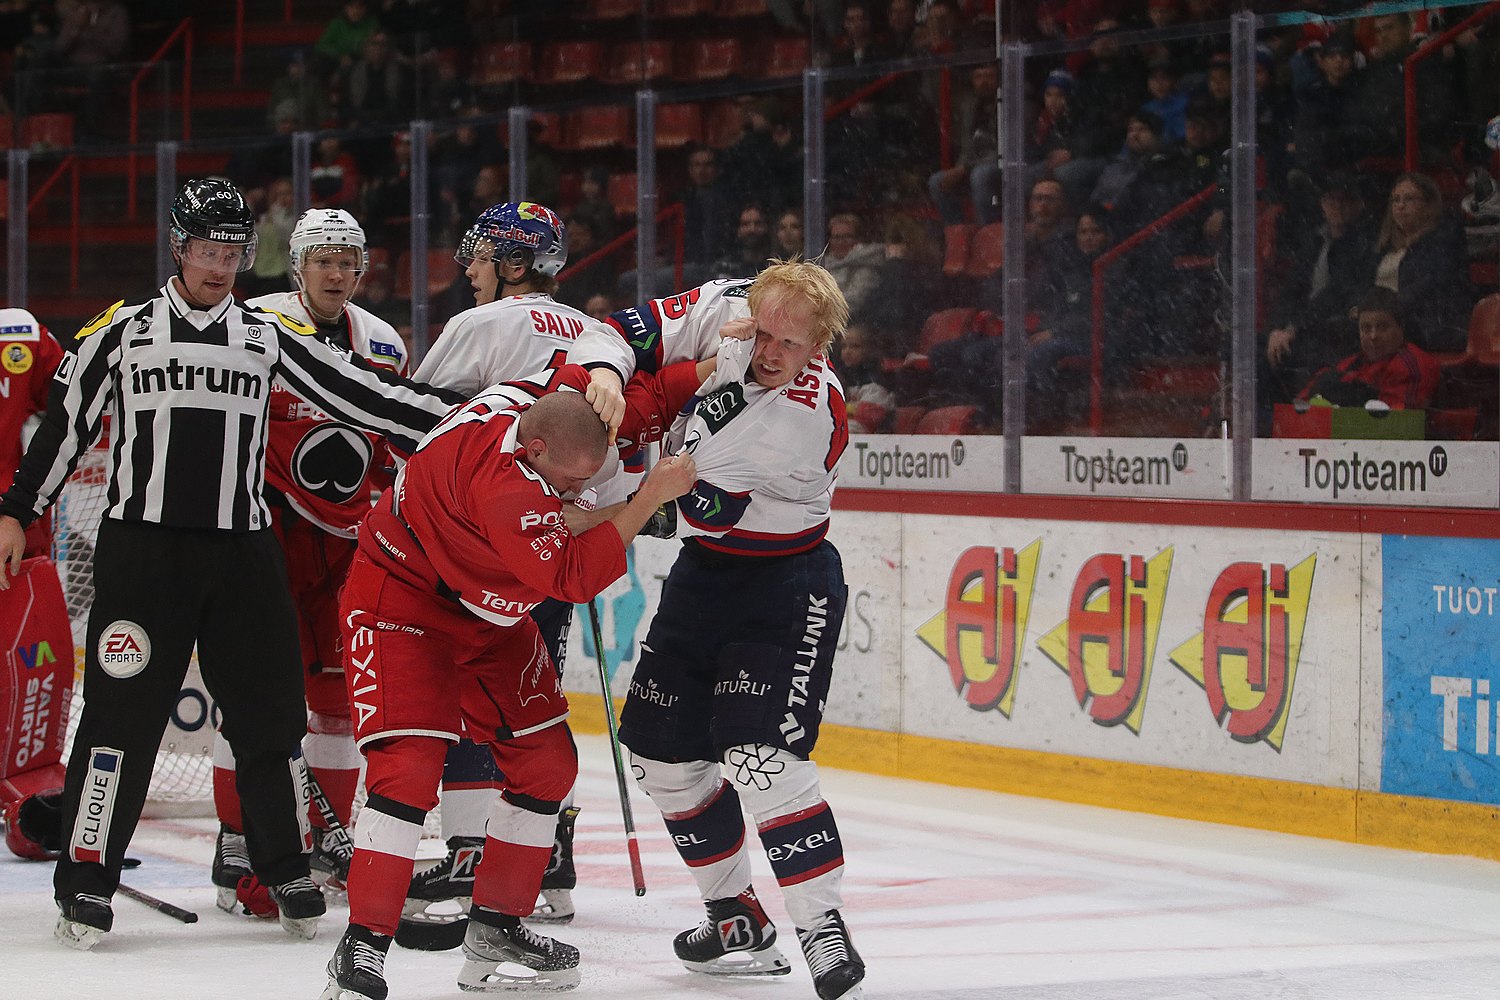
[915,540,1042,718]
[1167,556,1316,749]
[1058,443,1188,492]
[1297,445,1446,499]
[851,438,962,486]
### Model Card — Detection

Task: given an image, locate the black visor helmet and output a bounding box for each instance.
[168,177,258,272]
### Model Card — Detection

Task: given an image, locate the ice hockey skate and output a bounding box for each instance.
[795,909,865,1000]
[268,875,326,939]
[211,824,253,913]
[54,892,113,951]
[395,835,482,951]
[674,887,791,977]
[311,827,355,891]
[457,907,580,992]
[528,807,579,925]
[320,924,392,1000]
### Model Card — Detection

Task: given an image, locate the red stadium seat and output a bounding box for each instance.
[561,106,631,152]
[849,399,889,433]
[607,172,638,218]
[655,103,704,149]
[654,0,713,15]
[678,39,744,82]
[22,113,74,151]
[761,37,809,78]
[472,42,532,87]
[578,0,637,18]
[606,40,674,85]
[917,405,980,434]
[534,42,605,86]
[394,249,460,300]
[718,0,769,16]
[964,223,1003,278]
[891,406,926,434]
[942,224,975,278]
[918,308,977,354]
[704,100,744,148]
[531,112,565,149]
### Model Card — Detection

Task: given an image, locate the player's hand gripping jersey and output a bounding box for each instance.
[570,279,849,557]
[250,290,409,537]
[571,279,752,381]
[361,365,690,624]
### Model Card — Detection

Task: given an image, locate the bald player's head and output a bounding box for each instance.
[517,391,610,498]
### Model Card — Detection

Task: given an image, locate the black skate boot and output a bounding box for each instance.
[795,910,865,1000]
[395,835,483,951]
[311,826,355,890]
[320,924,392,1000]
[529,807,579,924]
[268,874,327,939]
[457,906,581,992]
[211,824,253,913]
[673,886,791,977]
[54,892,113,951]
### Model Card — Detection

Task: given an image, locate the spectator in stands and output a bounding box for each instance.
[680,145,734,274]
[1192,52,1233,138]
[424,50,477,119]
[355,258,410,343]
[267,52,332,131]
[14,6,58,76]
[1299,286,1440,409]
[831,1,895,69]
[864,212,942,355]
[1291,30,1378,183]
[1372,171,1474,353]
[927,63,1000,225]
[310,136,362,210]
[1262,171,1379,413]
[885,0,918,57]
[53,0,129,143]
[1053,19,1147,210]
[1360,13,1459,162]
[583,293,613,322]
[709,203,774,279]
[767,0,841,42]
[1026,208,1114,417]
[362,130,442,247]
[915,0,961,57]
[571,167,618,246]
[719,98,803,216]
[1029,68,1075,188]
[462,164,505,227]
[1141,58,1187,145]
[1089,111,1164,213]
[340,30,412,128]
[315,0,380,81]
[556,216,616,313]
[775,209,805,260]
[380,0,466,59]
[823,212,884,320]
[838,318,897,431]
[434,108,501,230]
[981,177,1075,321]
[243,178,298,299]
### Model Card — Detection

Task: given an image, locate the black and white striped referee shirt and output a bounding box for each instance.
[0,281,461,532]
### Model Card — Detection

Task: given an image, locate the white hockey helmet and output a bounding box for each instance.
[290,208,369,280]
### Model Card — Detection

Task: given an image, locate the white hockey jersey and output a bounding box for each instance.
[415,292,596,396]
[569,279,753,382]
[576,280,849,558]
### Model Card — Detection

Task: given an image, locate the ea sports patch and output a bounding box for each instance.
[2,343,32,374]
[97,620,151,678]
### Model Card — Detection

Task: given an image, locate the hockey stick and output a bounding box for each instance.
[586,598,646,896]
[117,883,198,924]
[304,767,356,869]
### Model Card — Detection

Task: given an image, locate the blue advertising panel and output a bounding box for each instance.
[1382,535,1500,804]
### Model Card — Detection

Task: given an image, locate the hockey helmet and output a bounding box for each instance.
[168,177,258,272]
[455,202,568,277]
[290,208,369,281]
[3,788,63,861]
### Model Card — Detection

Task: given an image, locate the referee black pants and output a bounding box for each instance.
[54,519,312,904]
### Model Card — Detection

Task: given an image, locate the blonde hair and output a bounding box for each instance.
[748,258,850,352]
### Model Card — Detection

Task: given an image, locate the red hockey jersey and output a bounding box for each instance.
[0,309,64,496]
[248,291,410,537]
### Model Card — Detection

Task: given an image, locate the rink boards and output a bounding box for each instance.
[563,491,1500,862]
